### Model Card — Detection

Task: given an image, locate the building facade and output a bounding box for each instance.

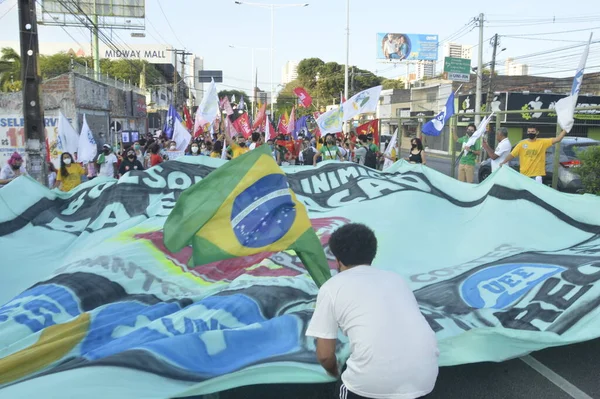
[281,61,299,85]
[443,43,473,60]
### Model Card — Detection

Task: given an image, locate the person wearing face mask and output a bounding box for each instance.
[407,138,426,165]
[0,152,28,188]
[452,123,480,183]
[132,141,144,159]
[313,134,342,166]
[187,142,201,156]
[96,144,118,178]
[500,126,566,183]
[119,149,145,177]
[224,134,250,159]
[55,152,86,191]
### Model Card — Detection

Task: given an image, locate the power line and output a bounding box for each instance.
[0,0,16,21]
[156,0,185,49]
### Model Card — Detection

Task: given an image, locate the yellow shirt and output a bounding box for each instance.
[210,152,220,158]
[230,142,249,159]
[390,148,397,161]
[510,138,553,177]
[57,163,86,192]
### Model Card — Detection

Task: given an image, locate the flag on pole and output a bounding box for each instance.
[465,113,494,151]
[231,112,253,139]
[383,129,398,170]
[77,114,97,163]
[253,103,267,131]
[293,87,313,108]
[342,86,382,121]
[265,115,272,141]
[356,119,380,145]
[288,106,297,139]
[278,112,289,135]
[58,111,79,155]
[295,115,309,138]
[164,105,178,139]
[238,96,246,111]
[316,107,343,135]
[183,106,193,131]
[555,33,593,133]
[194,78,219,136]
[171,109,192,152]
[422,92,455,136]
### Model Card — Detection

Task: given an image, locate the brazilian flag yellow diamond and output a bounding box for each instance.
[163,145,330,287]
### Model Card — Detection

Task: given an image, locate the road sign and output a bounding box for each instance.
[444,57,471,82]
[199,70,223,83]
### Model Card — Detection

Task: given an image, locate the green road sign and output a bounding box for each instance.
[444,57,471,82]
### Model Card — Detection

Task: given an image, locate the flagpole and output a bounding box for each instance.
[343,0,350,138]
[453,84,463,96]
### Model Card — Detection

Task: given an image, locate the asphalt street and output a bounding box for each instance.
[398,150,469,181]
[188,338,600,399]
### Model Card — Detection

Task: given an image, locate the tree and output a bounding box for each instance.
[382,78,405,90]
[217,89,248,104]
[576,146,600,195]
[0,47,21,92]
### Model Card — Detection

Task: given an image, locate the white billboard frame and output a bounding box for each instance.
[37,0,145,30]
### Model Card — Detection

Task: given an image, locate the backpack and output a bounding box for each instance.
[302,147,316,165]
[364,148,377,168]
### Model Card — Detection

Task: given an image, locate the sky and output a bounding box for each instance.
[0,0,599,97]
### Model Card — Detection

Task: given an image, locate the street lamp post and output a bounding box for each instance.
[229,44,269,117]
[234,1,309,117]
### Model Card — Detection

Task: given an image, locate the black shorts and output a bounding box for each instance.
[339,384,371,399]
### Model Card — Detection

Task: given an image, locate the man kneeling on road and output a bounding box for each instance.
[306,223,439,399]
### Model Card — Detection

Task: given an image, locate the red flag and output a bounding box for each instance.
[356,119,379,145]
[183,106,193,131]
[287,107,296,138]
[277,112,289,135]
[276,139,302,160]
[252,103,267,131]
[293,87,313,108]
[231,113,252,139]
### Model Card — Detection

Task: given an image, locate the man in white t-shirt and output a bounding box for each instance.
[306,223,439,399]
[482,127,512,173]
[97,144,118,178]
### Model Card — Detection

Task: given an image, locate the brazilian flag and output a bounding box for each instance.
[163,145,331,287]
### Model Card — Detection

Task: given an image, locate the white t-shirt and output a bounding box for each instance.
[0,164,27,188]
[306,266,439,399]
[491,138,512,172]
[98,153,118,177]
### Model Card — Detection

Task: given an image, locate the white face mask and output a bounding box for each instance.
[64,158,72,165]
[191,146,199,153]
[169,145,176,150]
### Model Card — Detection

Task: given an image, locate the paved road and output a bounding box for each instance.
[398,150,475,181]
[189,338,599,398]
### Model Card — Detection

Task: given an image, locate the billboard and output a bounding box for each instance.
[457,93,508,123]
[376,33,438,61]
[38,0,145,29]
[506,93,600,125]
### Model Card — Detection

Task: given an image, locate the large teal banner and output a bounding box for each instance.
[1,158,600,398]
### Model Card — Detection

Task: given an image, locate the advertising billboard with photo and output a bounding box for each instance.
[376,33,438,61]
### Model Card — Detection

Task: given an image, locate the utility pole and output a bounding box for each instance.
[18,0,47,186]
[179,50,192,110]
[475,13,484,126]
[485,33,499,150]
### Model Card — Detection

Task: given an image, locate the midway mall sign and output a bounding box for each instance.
[101,45,172,64]
[457,92,600,125]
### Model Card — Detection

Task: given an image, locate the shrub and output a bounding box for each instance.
[577,145,600,195]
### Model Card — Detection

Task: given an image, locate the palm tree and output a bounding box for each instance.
[0,47,22,92]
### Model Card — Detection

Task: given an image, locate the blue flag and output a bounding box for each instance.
[296,116,309,138]
[422,93,455,137]
[163,105,178,139]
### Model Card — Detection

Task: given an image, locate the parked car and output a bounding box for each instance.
[478,137,599,193]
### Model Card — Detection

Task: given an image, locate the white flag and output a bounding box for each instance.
[265,115,271,141]
[194,78,219,134]
[465,113,494,152]
[316,106,343,134]
[342,85,383,121]
[173,120,191,152]
[58,111,79,155]
[77,114,97,163]
[383,129,398,170]
[555,33,593,133]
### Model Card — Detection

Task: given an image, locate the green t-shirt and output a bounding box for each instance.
[320,145,340,161]
[369,143,379,153]
[458,135,481,166]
